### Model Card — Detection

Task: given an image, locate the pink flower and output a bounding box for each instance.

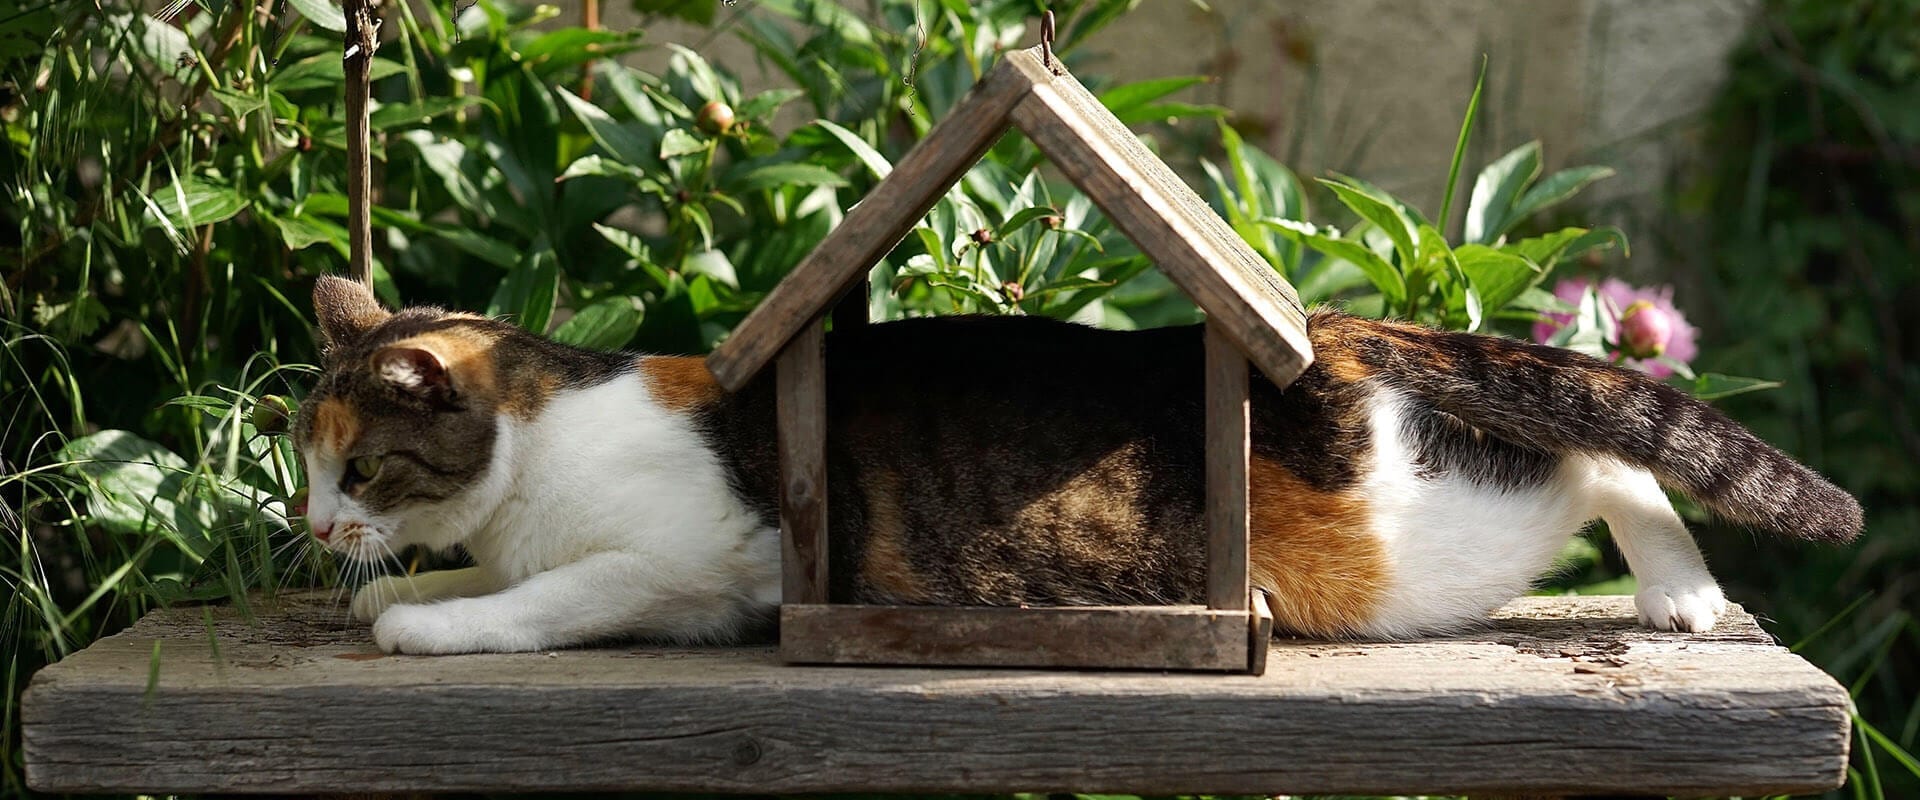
[1532,277,1697,378]
[1617,300,1673,359]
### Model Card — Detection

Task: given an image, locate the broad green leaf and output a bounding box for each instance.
[1454,244,1542,313]
[814,119,892,179]
[998,206,1059,238]
[146,180,249,230]
[369,96,488,131]
[1561,225,1631,262]
[431,228,520,269]
[666,44,728,104]
[729,163,848,193]
[488,242,559,334]
[1464,141,1542,244]
[594,223,673,288]
[287,0,345,31]
[682,249,739,289]
[59,431,217,558]
[1509,165,1615,227]
[1266,220,1405,306]
[1295,258,1370,303]
[601,63,666,126]
[1504,226,1591,271]
[208,88,267,117]
[1098,75,1210,117]
[556,87,652,163]
[553,297,643,351]
[518,29,645,75]
[739,88,804,122]
[1685,373,1784,401]
[401,131,495,219]
[1320,178,1417,269]
[659,128,707,159]
[270,53,405,92]
[558,154,655,186]
[271,213,346,253]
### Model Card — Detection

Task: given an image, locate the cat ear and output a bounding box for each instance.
[371,345,454,403]
[313,276,391,348]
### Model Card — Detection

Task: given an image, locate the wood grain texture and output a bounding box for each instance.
[1004,47,1312,389]
[25,594,1848,797]
[705,56,1034,391]
[776,320,828,605]
[1204,320,1250,612]
[781,604,1250,671]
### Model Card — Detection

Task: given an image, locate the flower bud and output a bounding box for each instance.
[252,394,294,434]
[1617,299,1672,359]
[696,100,735,135]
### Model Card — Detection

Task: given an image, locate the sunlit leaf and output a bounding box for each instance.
[552,297,643,351]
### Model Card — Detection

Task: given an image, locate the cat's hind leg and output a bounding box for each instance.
[1582,457,1728,632]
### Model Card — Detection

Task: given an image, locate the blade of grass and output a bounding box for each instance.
[1437,55,1488,240]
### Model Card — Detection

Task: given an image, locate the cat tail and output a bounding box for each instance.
[1313,310,1864,542]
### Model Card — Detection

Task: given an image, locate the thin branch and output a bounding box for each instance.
[343,0,379,287]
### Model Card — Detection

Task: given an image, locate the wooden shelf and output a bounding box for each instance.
[23,592,1849,797]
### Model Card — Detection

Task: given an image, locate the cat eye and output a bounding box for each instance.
[348,455,384,484]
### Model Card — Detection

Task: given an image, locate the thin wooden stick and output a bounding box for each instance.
[343,0,379,287]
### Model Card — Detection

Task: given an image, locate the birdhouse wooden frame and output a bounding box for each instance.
[704,46,1313,675]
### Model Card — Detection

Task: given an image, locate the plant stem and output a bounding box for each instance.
[344,0,379,286]
[580,0,598,100]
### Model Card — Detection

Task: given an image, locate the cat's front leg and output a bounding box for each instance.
[351,567,501,623]
[370,551,744,654]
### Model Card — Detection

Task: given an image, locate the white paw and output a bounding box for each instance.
[372,603,472,654]
[350,576,417,623]
[1635,582,1728,633]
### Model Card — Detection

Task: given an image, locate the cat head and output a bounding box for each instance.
[293,276,510,562]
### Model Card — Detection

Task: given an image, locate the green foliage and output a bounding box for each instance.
[6,1,1880,798]
[1680,0,1920,795]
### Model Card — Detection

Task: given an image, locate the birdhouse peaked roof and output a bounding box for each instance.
[704,46,1313,392]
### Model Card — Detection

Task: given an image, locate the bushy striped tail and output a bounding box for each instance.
[1312,310,1863,542]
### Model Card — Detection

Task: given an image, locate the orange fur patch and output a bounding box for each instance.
[1247,455,1387,637]
[859,469,927,601]
[309,397,361,455]
[639,356,723,412]
[375,328,505,409]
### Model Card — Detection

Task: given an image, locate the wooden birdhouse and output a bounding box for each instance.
[704,45,1313,675]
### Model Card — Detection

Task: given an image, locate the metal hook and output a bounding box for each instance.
[1041,9,1055,72]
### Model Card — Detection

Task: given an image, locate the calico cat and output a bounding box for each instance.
[294,276,1862,655]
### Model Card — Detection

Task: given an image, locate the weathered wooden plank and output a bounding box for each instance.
[780,604,1249,671]
[776,320,828,605]
[24,594,1850,797]
[705,56,1036,391]
[1006,47,1313,390]
[1204,320,1250,612]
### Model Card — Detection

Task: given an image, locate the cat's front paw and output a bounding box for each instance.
[1635,582,1728,632]
[350,576,416,623]
[373,604,474,654]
